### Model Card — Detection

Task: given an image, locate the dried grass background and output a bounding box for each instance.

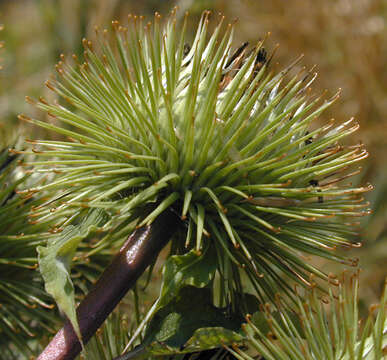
[0,0,386,309]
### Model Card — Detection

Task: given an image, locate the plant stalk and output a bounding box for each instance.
[37,209,180,360]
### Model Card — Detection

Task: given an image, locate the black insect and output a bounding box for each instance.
[225,41,249,69]
[183,42,191,57]
[255,46,267,69]
[304,130,314,145]
[304,134,323,203]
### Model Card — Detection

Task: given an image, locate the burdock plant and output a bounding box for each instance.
[12,7,382,360]
[0,147,57,357]
[226,273,387,360]
[0,146,116,359]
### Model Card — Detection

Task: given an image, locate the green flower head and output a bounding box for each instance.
[20,9,371,305]
[227,274,387,360]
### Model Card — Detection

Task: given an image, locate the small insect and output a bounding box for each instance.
[225,41,249,69]
[304,133,324,203]
[183,42,191,57]
[304,130,313,145]
[255,47,267,70]
[220,42,250,91]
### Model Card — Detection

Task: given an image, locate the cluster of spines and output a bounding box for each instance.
[15,9,372,306]
[0,149,58,357]
[226,273,387,360]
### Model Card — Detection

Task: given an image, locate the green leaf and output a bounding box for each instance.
[125,245,222,350]
[37,209,108,341]
[183,327,244,353]
[144,286,244,355]
[158,246,217,308]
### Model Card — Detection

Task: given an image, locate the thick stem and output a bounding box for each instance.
[37,209,180,360]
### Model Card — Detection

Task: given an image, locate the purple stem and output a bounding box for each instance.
[37,210,180,360]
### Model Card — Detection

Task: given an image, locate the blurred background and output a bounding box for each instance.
[0,0,386,308]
